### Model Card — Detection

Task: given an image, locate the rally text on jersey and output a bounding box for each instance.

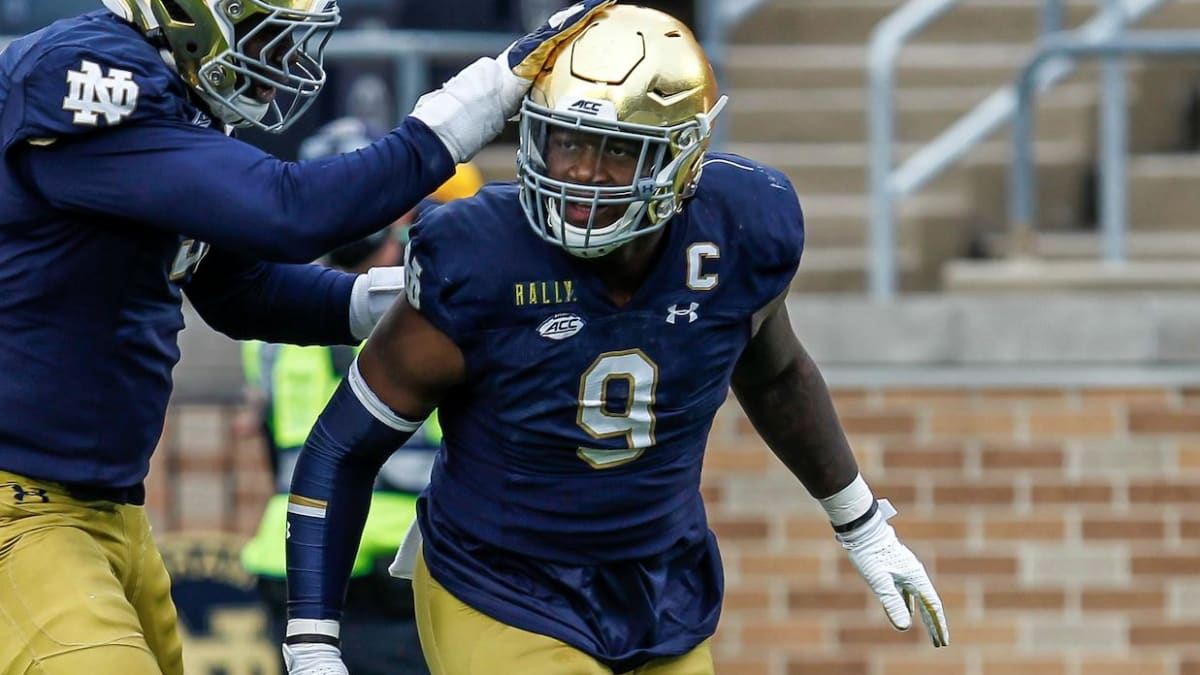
[63,60,140,126]
[514,280,577,307]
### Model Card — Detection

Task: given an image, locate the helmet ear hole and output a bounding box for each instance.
[160,0,194,24]
[185,41,199,54]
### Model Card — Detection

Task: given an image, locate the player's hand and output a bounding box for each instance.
[504,1,617,81]
[282,642,349,675]
[837,502,950,647]
[409,1,616,163]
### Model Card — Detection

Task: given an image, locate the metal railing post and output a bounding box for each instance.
[1011,32,1200,255]
[867,35,898,301]
[869,0,1168,292]
[1099,0,1129,262]
[395,54,428,126]
[1042,0,1067,34]
[1010,62,1040,256]
[867,0,967,301]
[700,1,771,151]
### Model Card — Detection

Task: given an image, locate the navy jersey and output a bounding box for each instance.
[0,12,454,488]
[406,153,804,669]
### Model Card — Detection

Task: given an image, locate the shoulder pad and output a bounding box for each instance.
[0,12,194,151]
[698,153,805,306]
[404,184,525,343]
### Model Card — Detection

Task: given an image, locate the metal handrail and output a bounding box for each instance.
[698,0,770,149]
[867,0,1171,300]
[867,0,969,301]
[1010,30,1200,257]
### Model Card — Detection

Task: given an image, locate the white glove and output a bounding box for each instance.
[349,265,405,341]
[838,501,950,647]
[282,643,348,675]
[410,0,615,162]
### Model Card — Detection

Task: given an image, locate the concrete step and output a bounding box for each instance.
[791,245,924,292]
[796,192,972,292]
[727,137,1087,197]
[1126,153,1200,229]
[726,83,1099,144]
[726,43,1026,90]
[943,258,1200,292]
[980,230,1200,259]
[725,43,1158,95]
[732,0,1092,46]
[732,0,1200,46]
[723,141,971,196]
[962,142,1092,234]
[795,192,964,248]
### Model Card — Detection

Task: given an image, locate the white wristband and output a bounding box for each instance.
[286,618,340,641]
[349,266,406,341]
[819,473,876,527]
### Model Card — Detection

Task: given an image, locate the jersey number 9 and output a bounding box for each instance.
[575,349,658,469]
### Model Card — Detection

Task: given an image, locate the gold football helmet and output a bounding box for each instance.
[518,4,726,258]
[102,0,339,132]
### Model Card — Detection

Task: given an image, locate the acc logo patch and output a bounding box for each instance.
[537,313,585,340]
[561,97,617,121]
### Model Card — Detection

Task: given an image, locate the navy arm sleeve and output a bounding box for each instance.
[19,117,454,263]
[184,247,357,346]
[286,368,417,624]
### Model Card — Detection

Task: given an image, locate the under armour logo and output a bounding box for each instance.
[63,60,140,126]
[666,302,699,324]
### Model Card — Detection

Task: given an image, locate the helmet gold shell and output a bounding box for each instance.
[518,5,726,258]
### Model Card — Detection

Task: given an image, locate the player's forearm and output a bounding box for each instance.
[24,118,454,263]
[186,250,357,345]
[732,348,859,500]
[286,363,421,635]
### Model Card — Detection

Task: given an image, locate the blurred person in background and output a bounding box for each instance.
[240,118,484,675]
[282,5,947,675]
[0,0,611,671]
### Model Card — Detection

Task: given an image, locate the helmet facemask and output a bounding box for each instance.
[105,0,339,133]
[195,0,339,132]
[519,97,725,258]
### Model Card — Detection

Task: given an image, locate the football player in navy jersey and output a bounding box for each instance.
[284,5,949,674]
[0,1,614,674]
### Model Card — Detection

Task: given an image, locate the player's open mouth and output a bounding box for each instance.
[563,202,624,228]
[564,203,593,224]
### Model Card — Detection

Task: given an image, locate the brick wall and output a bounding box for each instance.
[705,386,1200,675]
[152,385,1200,674]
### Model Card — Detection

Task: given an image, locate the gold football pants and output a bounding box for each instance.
[413,548,714,675]
[0,470,182,675]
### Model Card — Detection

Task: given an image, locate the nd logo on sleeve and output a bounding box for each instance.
[62,60,140,126]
